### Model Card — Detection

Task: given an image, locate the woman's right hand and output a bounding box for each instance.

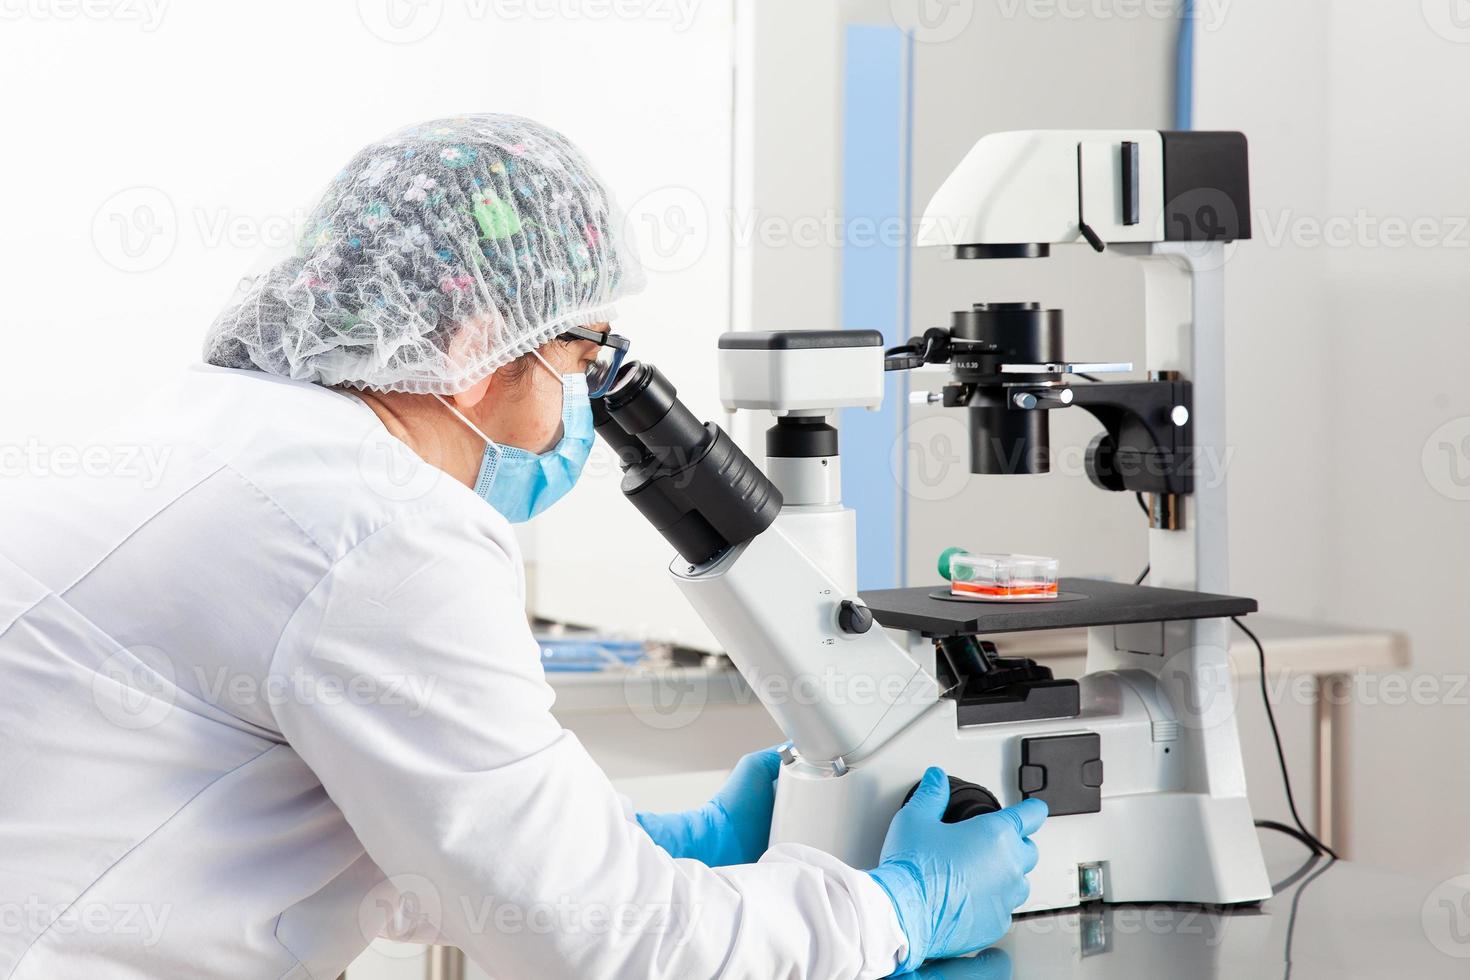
[866,767,1047,974]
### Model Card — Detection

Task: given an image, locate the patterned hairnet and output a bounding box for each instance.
[203,114,644,394]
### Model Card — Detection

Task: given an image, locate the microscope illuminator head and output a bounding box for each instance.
[918,129,1250,257]
[717,329,885,415]
[889,129,1249,494]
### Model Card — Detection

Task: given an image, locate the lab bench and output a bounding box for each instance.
[391,615,1410,980]
[940,832,1469,979]
[369,833,1467,979]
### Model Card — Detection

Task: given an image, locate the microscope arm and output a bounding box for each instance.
[671,522,941,768]
[593,361,940,769]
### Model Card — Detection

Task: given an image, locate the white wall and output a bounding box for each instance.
[0,1,717,439]
[1318,1,1470,876]
[1199,0,1470,875]
[0,0,738,646]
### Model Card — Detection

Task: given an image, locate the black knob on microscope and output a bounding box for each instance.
[837,599,874,635]
[902,776,1003,824]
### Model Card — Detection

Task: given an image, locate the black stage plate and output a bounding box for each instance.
[861,577,1257,637]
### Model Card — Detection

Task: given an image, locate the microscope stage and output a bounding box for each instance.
[861,578,1256,637]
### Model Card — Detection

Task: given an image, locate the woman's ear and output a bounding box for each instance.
[444,308,507,411]
[450,374,493,410]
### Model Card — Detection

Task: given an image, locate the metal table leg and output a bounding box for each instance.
[1314,672,1352,857]
[425,946,466,980]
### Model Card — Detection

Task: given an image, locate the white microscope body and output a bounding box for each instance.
[599,130,1270,913]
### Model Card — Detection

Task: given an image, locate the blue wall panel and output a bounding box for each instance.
[840,23,912,590]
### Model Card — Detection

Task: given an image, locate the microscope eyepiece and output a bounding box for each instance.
[600,361,713,468]
[594,358,782,566]
[602,359,656,409]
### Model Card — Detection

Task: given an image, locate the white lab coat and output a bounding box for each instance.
[0,365,907,980]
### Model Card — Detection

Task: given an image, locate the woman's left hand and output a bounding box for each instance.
[636,747,784,867]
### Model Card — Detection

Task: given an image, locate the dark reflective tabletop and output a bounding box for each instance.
[912,835,1470,979]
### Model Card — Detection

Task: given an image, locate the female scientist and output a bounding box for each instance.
[0,115,1043,978]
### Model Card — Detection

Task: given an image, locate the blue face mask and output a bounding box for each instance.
[436,351,594,523]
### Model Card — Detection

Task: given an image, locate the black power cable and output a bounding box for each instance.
[1128,497,1333,862]
[1255,819,1327,857]
[1127,490,1336,862]
[1233,616,1339,860]
[1280,851,1336,979]
[1119,481,1334,980]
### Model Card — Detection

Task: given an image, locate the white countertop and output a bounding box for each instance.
[548,615,1411,712]
[989,613,1411,675]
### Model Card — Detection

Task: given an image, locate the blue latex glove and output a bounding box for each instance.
[913,947,1013,980]
[636,747,782,867]
[868,767,1047,974]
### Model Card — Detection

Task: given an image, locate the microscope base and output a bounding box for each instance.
[769,672,1272,913]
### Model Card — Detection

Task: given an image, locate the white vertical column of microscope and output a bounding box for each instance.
[718,337,886,592]
[762,418,856,593]
[678,334,941,768]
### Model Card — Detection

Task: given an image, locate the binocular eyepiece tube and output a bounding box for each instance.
[593,361,782,567]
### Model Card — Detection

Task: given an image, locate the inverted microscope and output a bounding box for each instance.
[592,130,1269,912]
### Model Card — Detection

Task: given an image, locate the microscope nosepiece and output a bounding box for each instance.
[949,302,1064,476]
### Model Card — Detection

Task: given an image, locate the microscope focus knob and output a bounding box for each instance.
[902,776,1002,823]
[836,599,874,635]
